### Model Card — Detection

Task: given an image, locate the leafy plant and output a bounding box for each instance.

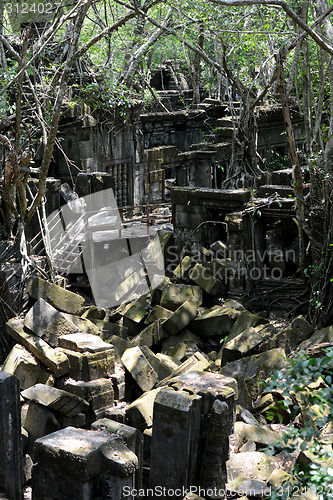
[264,348,333,499]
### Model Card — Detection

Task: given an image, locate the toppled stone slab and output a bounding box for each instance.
[298,325,333,351]
[162,300,197,336]
[173,256,195,279]
[109,336,132,363]
[227,477,269,498]
[58,333,113,353]
[26,277,85,315]
[227,452,277,482]
[122,293,151,324]
[191,299,244,338]
[221,348,287,380]
[157,352,210,387]
[145,305,173,324]
[121,346,158,392]
[59,348,114,381]
[189,262,225,296]
[57,378,114,420]
[23,401,60,458]
[126,388,162,430]
[63,313,99,335]
[229,310,268,339]
[24,298,81,347]
[160,283,203,311]
[233,422,282,450]
[131,320,166,347]
[265,315,314,353]
[6,318,69,377]
[2,344,41,390]
[221,324,275,364]
[22,383,89,417]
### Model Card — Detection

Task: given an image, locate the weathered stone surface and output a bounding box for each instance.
[24,298,81,347]
[221,348,287,380]
[139,345,175,380]
[109,335,132,362]
[6,318,69,377]
[265,315,314,353]
[122,293,151,323]
[63,313,100,335]
[191,300,244,338]
[160,283,203,311]
[221,324,276,364]
[173,256,195,279]
[26,277,85,314]
[23,401,60,458]
[59,347,115,381]
[189,262,225,296]
[91,418,143,489]
[23,454,33,484]
[126,388,162,430]
[227,452,277,482]
[2,344,41,390]
[227,477,270,498]
[0,371,23,500]
[145,305,173,324]
[233,422,282,451]
[229,310,268,339]
[22,383,89,417]
[110,363,126,401]
[298,325,333,351]
[131,320,166,347]
[58,332,113,353]
[157,352,210,387]
[97,320,128,341]
[56,378,114,420]
[121,346,158,392]
[162,330,201,361]
[162,300,197,336]
[150,388,202,495]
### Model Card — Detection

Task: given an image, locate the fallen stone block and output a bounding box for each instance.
[24,298,81,347]
[131,320,166,347]
[298,325,333,351]
[97,320,128,341]
[160,283,203,311]
[2,344,41,390]
[210,240,229,258]
[57,412,87,429]
[157,352,210,387]
[221,348,288,381]
[221,324,276,364]
[32,427,138,499]
[23,454,33,484]
[162,300,197,336]
[109,335,132,362]
[173,256,195,279]
[162,330,202,361]
[189,262,225,296]
[145,304,173,324]
[227,477,270,498]
[6,318,69,377]
[22,383,89,417]
[59,347,115,381]
[126,388,162,430]
[104,402,128,424]
[263,315,314,353]
[227,452,277,482]
[121,346,158,392]
[139,345,175,380]
[23,401,60,458]
[58,332,114,353]
[91,418,143,489]
[81,305,108,321]
[110,363,126,402]
[63,313,100,335]
[122,293,151,323]
[56,378,114,420]
[233,422,282,451]
[229,310,268,339]
[26,276,85,315]
[191,300,244,338]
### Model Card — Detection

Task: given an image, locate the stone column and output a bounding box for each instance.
[0,371,23,500]
[149,387,202,497]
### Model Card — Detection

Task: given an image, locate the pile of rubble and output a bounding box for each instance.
[1,241,332,499]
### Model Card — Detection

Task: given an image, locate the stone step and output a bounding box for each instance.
[257,184,294,198]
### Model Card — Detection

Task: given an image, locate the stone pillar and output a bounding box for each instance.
[0,371,23,500]
[149,387,202,497]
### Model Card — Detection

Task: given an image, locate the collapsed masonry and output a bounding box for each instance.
[0,240,331,499]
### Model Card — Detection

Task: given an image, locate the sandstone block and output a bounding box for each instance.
[2,344,41,390]
[121,346,158,392]
[162,300,197,336]
[22,383,89,417]
[26,277,85,315]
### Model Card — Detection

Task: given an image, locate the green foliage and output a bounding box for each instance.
[264,348,333,499]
